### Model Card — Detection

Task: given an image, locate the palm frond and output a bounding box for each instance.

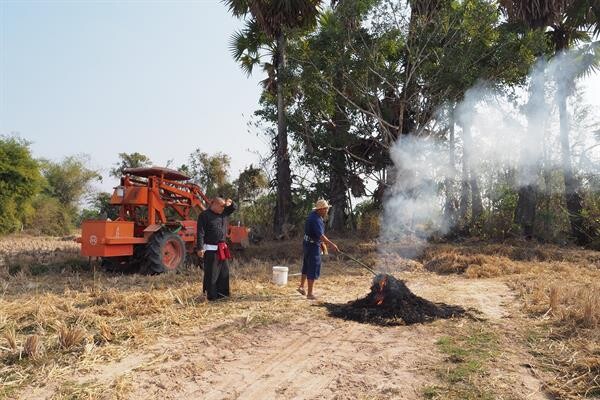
[229,30,251,61]
[573,40,600,78]
[248,0,322,37]
[240,54,261,76]
[229,19,269,76]
[499,0,573,28]
[222,0,250,18]
[565,0,600,36]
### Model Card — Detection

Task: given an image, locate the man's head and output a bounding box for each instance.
[210,197,226,214]
[314,199,330,218]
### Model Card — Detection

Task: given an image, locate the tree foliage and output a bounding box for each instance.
[41,156,101,210]
[186,150,232,198]
[235,164,268,201]
[225,0,322,237]
[0,136,42,234]
[110,152,152,178]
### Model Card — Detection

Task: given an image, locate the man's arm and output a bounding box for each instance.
[223,199,237,216]
[320,234,339,252]
[196,212,206,257]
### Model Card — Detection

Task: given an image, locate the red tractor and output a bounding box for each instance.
[78,167,249,273]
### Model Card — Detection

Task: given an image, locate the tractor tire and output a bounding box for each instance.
[141,230,186,274]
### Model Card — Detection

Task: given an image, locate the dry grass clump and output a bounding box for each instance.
[23,335,44,359]
[518,279,600,329]
[463,259,526,278]
[97,322,114,343]
[3,326,18,351]
[454,241,599,265]
[510,262,600,398]
[421,241,600,271]
[57,324,87,350]
[423,250,481,274]
[422,247,524,277]
[376,253,424,273]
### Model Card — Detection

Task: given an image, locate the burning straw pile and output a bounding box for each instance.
[325,274,465,326]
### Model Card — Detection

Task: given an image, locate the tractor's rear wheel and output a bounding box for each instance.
[142,230,185,274]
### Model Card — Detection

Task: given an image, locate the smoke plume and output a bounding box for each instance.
[379,47,600,264]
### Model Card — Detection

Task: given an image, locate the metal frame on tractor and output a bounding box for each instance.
[78,167,249,273]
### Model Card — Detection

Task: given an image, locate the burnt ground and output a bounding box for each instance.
[324,273,467,326]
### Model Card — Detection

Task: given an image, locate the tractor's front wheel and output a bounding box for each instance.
[142,230,185,274]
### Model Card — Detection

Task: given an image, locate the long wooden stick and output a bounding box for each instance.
[338,250,377,276]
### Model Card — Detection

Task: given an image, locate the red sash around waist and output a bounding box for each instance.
[217,242,231,261]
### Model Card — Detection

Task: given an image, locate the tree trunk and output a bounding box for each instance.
[460,124,482,227]
[273,32,293,238]
[328,71,350,233]
[515,185,536,239]
[514,67,547,239]
[458,148,470,228]
[443,111,457,229]
[328,163,347,232]
[470,176,483,222]
[558,92,587,244]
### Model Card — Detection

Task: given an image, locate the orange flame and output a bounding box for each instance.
[375,275,387,305]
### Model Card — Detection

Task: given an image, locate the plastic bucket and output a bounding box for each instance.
[272,266,289,286]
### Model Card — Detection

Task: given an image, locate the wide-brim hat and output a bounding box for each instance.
[313,199,330,210]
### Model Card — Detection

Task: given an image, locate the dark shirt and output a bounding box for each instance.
[304,210,324,244]
[196,202,237,249]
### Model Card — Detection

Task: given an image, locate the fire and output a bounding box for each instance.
[375,275,388,305]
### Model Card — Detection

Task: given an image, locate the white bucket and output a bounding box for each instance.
[272,266,289,286]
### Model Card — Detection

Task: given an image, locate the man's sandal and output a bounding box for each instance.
[306,294,317,300]
[296,287,306,296]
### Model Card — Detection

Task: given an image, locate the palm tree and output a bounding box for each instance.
[225,0,321,238]
[501,0,600,244]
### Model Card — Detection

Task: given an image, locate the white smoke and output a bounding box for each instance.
[379,47,600,261]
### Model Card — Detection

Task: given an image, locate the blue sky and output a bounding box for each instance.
[1,1,600,195]
[0,0,266,192]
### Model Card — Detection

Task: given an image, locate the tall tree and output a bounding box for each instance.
[290,4,367,232]
[225,0,321,237]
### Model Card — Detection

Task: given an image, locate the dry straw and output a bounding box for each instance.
[3,326,17,351]
[23,335,44,359]
[58,324,87,350]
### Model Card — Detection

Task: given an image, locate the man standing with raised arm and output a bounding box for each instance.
[196,197,236,300]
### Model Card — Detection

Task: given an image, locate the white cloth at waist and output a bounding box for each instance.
[203,244,218,251]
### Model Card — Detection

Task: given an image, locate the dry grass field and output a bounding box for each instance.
[0,235,599,399]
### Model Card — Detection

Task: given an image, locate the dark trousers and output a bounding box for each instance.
[203,251,230,300]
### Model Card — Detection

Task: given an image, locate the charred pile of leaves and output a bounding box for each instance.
[324,273,465,326]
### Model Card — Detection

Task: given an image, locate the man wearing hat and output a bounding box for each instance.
[297,199,339,300]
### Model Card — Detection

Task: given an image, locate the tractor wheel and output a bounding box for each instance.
[142,230,185,274]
